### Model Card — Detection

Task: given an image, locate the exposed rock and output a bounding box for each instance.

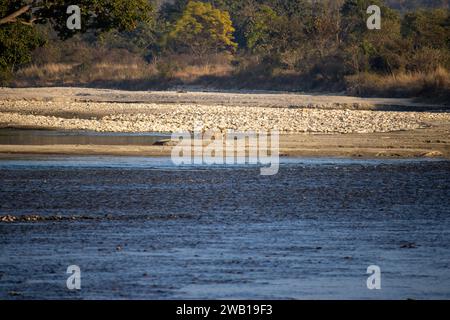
[0,215,17,222]
[153,139,179,146]
[422,150,444,158]
[0,213,193,223]
[1,100,449,134]
[400,242,418,249]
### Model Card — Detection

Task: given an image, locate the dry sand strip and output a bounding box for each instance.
[0,127,448,159]
[0,144,441,159]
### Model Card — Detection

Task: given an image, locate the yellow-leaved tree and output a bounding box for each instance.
[168,1,237,57]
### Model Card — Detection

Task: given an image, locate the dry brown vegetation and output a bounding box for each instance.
[15,61,156,86]
[346,67,450,102]
[12,57,450,105]
[11,48,235,89]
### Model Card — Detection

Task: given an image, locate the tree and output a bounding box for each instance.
[0,0,154,81]
[401,9,450,50]
[207,0,259,49]
[0,1,154,38]
[310,0,344,59]
[159,0,190,23]
[244,3,303,70]
[340,0,403,74]
[0,1,43,81]
[167,1,237,56]
[0,22,44,81]
[401,8,450,71]
[245,5,282,55]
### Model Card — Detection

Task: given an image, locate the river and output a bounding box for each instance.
[0,157,449,299]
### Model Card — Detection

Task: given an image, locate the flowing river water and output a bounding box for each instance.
[0,155,449,299]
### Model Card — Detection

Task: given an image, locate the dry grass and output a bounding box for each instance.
[15,63,75,81]
[173,63,233,82]
[11,52,450,103]
[78,62,157,82]
[346,67,450,102]
[13,61,157,87]
[12,53,234,87]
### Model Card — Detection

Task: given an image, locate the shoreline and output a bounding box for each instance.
[1,87,449,111]
[1,87,449,160]
[0,126,448,160]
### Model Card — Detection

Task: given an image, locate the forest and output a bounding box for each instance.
[1,0,449,101]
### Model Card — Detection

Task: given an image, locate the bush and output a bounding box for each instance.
[345,66,450,102]
[0,23,45,84]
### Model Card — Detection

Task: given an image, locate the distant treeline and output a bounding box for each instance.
[385,0,449,11]
[1,0,449,100]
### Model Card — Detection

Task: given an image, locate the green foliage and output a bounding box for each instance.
[340,0,403,73]
[98,20,159,61]
[0,20,44,82]
[167,1,237,56]
[0,0,154,82]
[245,5,281,54]
[402,9,450,49]
[33,0,154,39]
[1,0,449,94]
[386,0,449,12]
[159,0,190,23]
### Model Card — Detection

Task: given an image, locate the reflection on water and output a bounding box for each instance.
[0,129,169,146]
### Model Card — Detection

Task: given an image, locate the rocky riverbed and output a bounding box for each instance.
[1,100,450,134]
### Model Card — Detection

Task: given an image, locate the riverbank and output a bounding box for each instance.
[0,125,448,159]
[0,87,449,159]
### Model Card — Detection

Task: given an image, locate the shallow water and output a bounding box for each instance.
[0,129,169,146]
[0,157,449,299]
